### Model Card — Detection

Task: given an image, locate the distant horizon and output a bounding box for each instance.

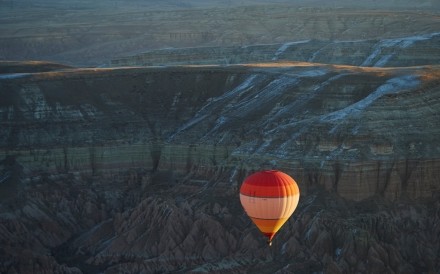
[1,0,439,11]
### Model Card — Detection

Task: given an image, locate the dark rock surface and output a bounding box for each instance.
[1,62,439,199]
[1,3,439,66]
[0,61,439,273]
[111,33,440,68]
[1,170,439,273]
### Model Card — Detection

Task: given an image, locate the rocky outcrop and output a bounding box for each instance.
[1,171,438,273]
[0,61,439,272]
[1,63,439,200]
[1,4,440,66]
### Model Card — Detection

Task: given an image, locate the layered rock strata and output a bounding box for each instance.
[1,62,439,200]
[0,62,439,272]
[2,4,440,66]
[111,33,440,68]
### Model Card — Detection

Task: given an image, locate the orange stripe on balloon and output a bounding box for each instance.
[250,217,289,235]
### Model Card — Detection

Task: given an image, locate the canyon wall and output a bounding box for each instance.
[1,62,440,273]
[1,63,439,200]
[111,33,440,68]
[1,5,440,66]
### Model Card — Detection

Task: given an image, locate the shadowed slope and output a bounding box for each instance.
[0,61,439,273]
[1,62,439,199]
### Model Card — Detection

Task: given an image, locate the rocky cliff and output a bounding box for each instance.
[2,4,440,66]
[0,61,439,273]
[1,62,440,199]
[111,32,440,68]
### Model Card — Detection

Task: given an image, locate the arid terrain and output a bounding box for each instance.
[1,1,440,273]
[1,0,440,66]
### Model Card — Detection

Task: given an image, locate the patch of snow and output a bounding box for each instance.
[195,74,262,116]
[361,46,383,67]
[362,32,440,67]
[80,104,99,118]
[255,139,273,153]
[230,76,299,117]
[170,74,264,139]
[171,91,182,107]
[351,125,360,135]
[19,85,51,120]
[374,54,394,67]
[294,68,328,78]
[272,40,310,60]
[0,171,11,184]
[211,74,260,103]
[229,167,238,184]
[208,115,227,133]
[272,140,293,160]
[335,247,342,258]
[231,139,258,155]
[0,73,30,80]
[55,103,83,119]
[171,113,208,135]
[0,106,14,121]
[398,32,440,48]
[264,74,346,129]
[308,44,329,62]
[321,75,420,122]
[380,39,401,48]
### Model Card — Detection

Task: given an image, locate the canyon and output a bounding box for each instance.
[1,3,440,66]
[1,57,440,273]
[1,1,440,273]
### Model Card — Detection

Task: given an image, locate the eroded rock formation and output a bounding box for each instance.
[111,33,440,68]
[1,4,440,66]
[0,61,439,272]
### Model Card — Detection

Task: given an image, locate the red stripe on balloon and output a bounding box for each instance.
[239,170,299,197]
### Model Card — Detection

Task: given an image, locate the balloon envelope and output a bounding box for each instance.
[239,170,300,245]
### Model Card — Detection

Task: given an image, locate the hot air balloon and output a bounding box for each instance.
[239,170,300,246]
